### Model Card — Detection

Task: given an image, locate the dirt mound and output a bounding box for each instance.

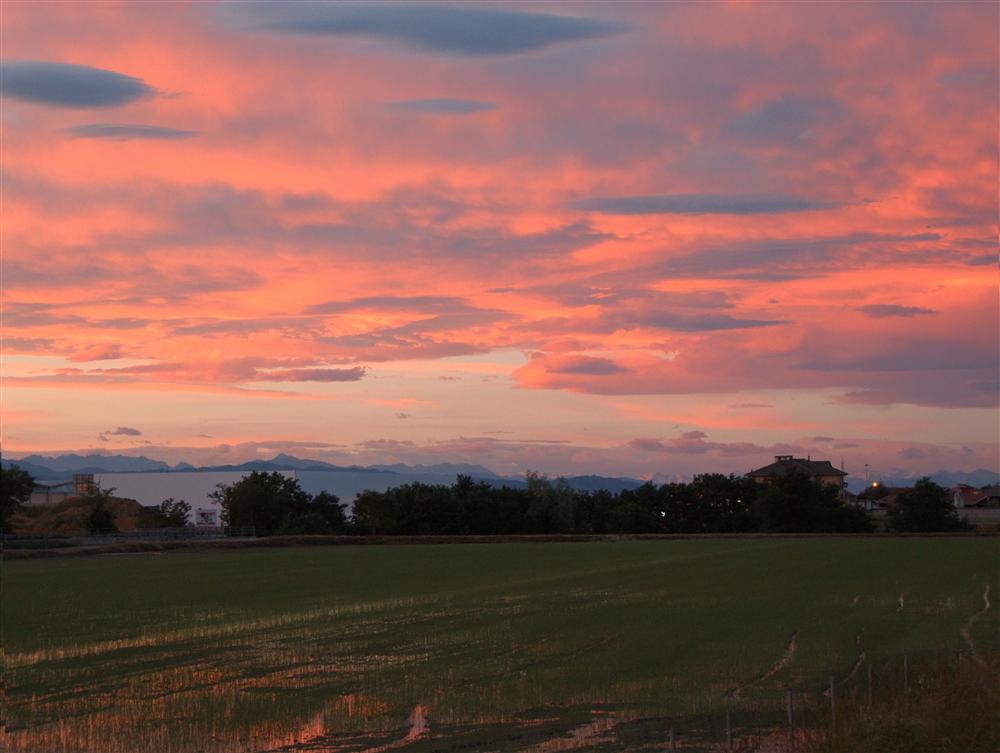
[11,496,147,534]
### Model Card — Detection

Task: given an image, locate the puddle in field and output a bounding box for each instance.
[5,681,794,753]
[3,586,859,753]
[3,644,799,753]
[258,704,796,753]
[261,704,616,753]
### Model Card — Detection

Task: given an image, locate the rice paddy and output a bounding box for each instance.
[3,538,997,752]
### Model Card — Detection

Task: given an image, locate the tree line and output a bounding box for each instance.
[1,465,971,536]
[214,469,890,536]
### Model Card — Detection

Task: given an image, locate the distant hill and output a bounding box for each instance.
[845,468,1000,494]
[885,469,1000,489]
[3,454,171,480]
[370,462,500,478]
[192,459,371,474]
[16,453,172,473]
[7,452,997,498]
[2,458,72,481]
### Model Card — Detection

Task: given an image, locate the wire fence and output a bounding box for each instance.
[1,526,256,546]
[610,647,990,752]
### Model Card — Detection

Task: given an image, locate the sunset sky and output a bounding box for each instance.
[2,1,997,480]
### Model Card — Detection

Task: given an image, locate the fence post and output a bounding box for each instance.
[829,674,836,726]
[669,725,676,751]
[903,654,909,693]
[726,703,733,750]
[867,663,873,708]
[786,688,795,752]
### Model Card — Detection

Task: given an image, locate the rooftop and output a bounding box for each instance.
[747,455,847,478]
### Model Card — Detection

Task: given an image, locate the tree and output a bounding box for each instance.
[85,485,118,534]
[212,472,312,535]
[523,472,577,533]
[211,472,345,536]
[311,491,348,532]
[352,487,397,535]
[754,471,872,533]
[140,498,192,528]
[887,478,972,532]
[685,474,759,533]
[278,491,347,534]
[1,464,34,533]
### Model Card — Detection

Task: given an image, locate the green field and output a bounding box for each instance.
[4,539,998,753]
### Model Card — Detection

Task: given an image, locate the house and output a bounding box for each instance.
[746,455,848,487]
[952,484,980,509]
[29,481,74,506]
[972,485,1000,507]
[952,484,1000,508]
[857,484,907,510]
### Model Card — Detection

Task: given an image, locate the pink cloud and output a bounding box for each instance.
[1,2,995,472]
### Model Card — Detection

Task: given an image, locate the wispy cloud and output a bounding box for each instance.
[569,194,838,215]
[255,367,367,383]
[387,98,495,114]
[64,123,198,140]
[857,304,937,318]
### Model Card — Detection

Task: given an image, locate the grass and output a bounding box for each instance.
[4,538,998,752]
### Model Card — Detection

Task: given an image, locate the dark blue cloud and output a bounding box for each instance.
[797,339,996,372]
[64,123,197,140]
[104,426,142,436]
[857,304,937,318]
[239,3,626,55]
[0,61,153,108]
[726,96,848,144]
[388,98,495,114]
[938,64,997,90]
[966,253,997,266]
[630,232,945,281]
[570,193,836,215]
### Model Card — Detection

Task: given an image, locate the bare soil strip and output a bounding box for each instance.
[825,635,865,696]
[959,585,992,664]
[6,593,438,669]
[521,713,617,752]
[5,531,995,560]
[843,634,867,683]
[728,631,798,698]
